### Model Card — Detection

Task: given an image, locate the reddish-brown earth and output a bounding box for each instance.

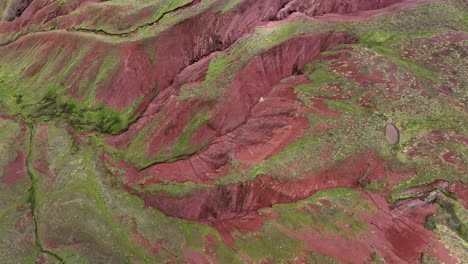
[0,0,466,263]
[1,151,27,184]
[136,151,401,221]
[109,32,353,182]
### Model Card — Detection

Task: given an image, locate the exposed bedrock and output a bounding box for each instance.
[2,0,32,21]
[137,0,405,111]
[276,0,403,19]
[112,32,353,174]
[0,0,408,114]
[152,0,291,92]
[139,168,465,224]
[209,32,352,136]
[0,0,293,118]
[138,98,309,181]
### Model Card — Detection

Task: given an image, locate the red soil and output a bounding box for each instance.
[448,182,468,209]
[134,151,409,222]
[183,247,211,264]
[1,0,463,262]
[211,33,349,135]
[30,124,64,192]
[15,211,33,229]
[308,97,341,117]
[105,32,351,183]
[441,150,465,171]
[34,253,48,264]
[406,131,468,172]
[275,190,456,263]
[1,0,434,113]
[360,192,452,263]
[207,211,269,244]
[0,0,98,40]
[2,151,27,184]
[94,43,156,110]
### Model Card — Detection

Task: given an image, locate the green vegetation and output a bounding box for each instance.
[232,220,305,262]
[294,61,342,98]
[344,1,467,37]
[0,119,41,263]
[26,91,131,134]
[325,100,365,116]
[213,0,468,189]
[422,193,468,260]
[272,188,371,238]
[250,137,320,178]
[363,179,386,191]
[0,42,136,134]
[300,62,339,89]
[230,188,372,262]
[402,114,466,135]
[178,18,327,100]
[369,251,385,264]
[22,123,245,263]
[363,45,440,83]
[172,108,211,158]
[125,107,211,169]
[136,180,208,198]
[70,0,193,35]
[214,137,321,185]
[0,0,467,262]
[436,199,467,242]
[305,251,340,264]
[27,124,149,262]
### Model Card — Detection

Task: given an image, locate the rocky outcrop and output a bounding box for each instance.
[1,0,466,262]
[137,152,388,220]
[2,0,32,21]
[276,0,403,19]
[110,32,352,176]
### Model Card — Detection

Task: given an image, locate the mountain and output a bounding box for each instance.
[0,0,467,263]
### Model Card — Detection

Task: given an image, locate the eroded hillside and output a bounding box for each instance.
[0,0,467,263]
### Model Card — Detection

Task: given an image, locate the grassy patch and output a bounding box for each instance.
[364,45,440,83]
[127,107,211,169]
[294,61,342,97]
[231,188,371,262]
[0,39,135,134]
[249,137,320,178]
[363,179,387,191]
[178,18,327,101]
[325,100,365,116]
[30,124,152,262]
[232,220,305,262]
[172,108,210,157]
[25,91,131,134]
[136,180,209,198]
[71,0,193,35]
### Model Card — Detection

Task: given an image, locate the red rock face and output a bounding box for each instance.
[211,33,350,135]
[111,33,351,172]
[95,43,156,110]
[1,0,466,262]
[136,151,392,220]
[2,0,33,21]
